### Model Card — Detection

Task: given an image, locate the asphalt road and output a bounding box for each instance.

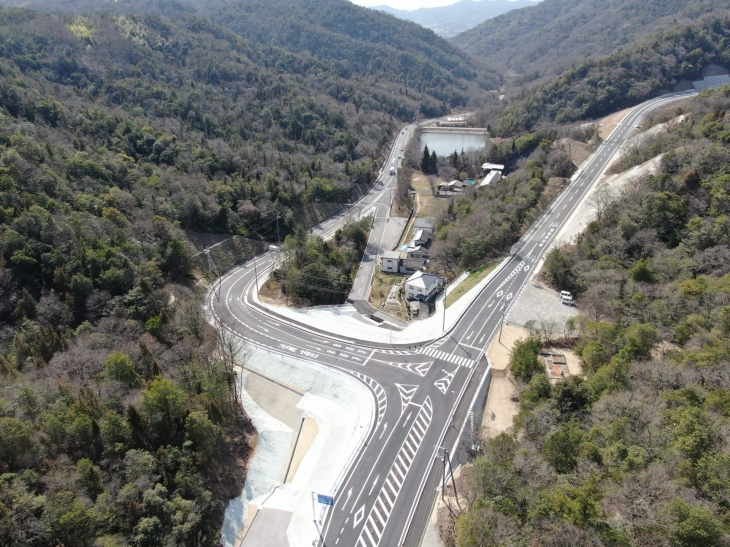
[208,92,696,547]
[346,126,413,302]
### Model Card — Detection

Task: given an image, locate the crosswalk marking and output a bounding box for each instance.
[417,347,474,368]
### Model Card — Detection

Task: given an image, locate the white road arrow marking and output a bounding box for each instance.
[368,475,380,496]
[379,422,388,439]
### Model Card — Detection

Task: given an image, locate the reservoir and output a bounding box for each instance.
[420,132,488,156]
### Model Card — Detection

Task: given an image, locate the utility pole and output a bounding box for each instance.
[205,248,221,302]
[276,213,281,247]
[439,446,460,509]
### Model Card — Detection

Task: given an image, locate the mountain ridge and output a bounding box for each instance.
[370,0,536,38]
[455,0,730,84]
[0,0,501,111]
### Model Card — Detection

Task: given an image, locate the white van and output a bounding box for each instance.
[561,292,575,307]
[390,167,396,175]
[560,291,572,300]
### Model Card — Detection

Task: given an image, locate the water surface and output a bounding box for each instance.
[420,132,488,156]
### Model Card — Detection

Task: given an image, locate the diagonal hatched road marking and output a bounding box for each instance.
[349,371,387,428]
[356,397,433,547]
[434,368,457,395]
[395,384,418,414]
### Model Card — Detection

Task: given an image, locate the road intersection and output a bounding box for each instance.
[209,92,696,547]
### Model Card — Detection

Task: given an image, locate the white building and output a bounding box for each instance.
[438,180,464,193]
[478,170,502,188]
[381,250,400,274]
[405,271,446,301]
[481,162,505,174]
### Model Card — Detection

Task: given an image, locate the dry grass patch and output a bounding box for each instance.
[411,171,446,219]
[445,260,500,308]
[370,271,407,320]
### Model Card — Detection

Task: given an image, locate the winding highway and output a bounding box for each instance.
[208,92,696,547]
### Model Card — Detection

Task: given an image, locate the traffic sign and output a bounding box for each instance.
[317,494,334,506]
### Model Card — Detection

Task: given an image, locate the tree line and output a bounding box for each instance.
[490,16,730,137]
[441,84,730,547]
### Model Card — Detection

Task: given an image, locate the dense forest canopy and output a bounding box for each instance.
[490,16,730,137]
[456,0,730,85]
[0,5,457,544]
[443,83,730,547]
[0,0,501,114]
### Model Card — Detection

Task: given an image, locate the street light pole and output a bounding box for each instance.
[253,252,259,298]
[442,297,446,332]
[498,299,506,344]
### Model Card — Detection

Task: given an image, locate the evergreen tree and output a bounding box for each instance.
[421,145,431,173]
[449,150,458,168]
[430,150,438,174]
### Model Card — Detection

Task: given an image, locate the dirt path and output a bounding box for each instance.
[481,324,527,437]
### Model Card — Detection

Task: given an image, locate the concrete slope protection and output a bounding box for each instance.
[208,91,696,547]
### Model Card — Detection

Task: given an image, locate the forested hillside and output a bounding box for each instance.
[444,85,730,547]
[491,16,730,136]
[424,125,596,275]
[0,0,500,113]
[0,6,441,544]
[456,0,729,84]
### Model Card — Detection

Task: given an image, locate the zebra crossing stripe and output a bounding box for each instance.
[418,347,474,369]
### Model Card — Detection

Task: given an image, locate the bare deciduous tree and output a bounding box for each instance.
[589,181,612,225]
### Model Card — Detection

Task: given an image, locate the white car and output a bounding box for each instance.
[560,291,575,306]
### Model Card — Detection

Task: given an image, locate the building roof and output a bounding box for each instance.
[482,162,505,171]
[414,218,434,230]
[414,229,428,242]
[405,270,444,289]
[382,250,400,259]
[478,170,502,187]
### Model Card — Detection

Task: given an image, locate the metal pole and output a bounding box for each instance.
[253,253,259,298]
[441,448,446,502]
[498,300,506,344]
[442,299,446,332]
[446,449,460,508]
[276,214,281,246]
